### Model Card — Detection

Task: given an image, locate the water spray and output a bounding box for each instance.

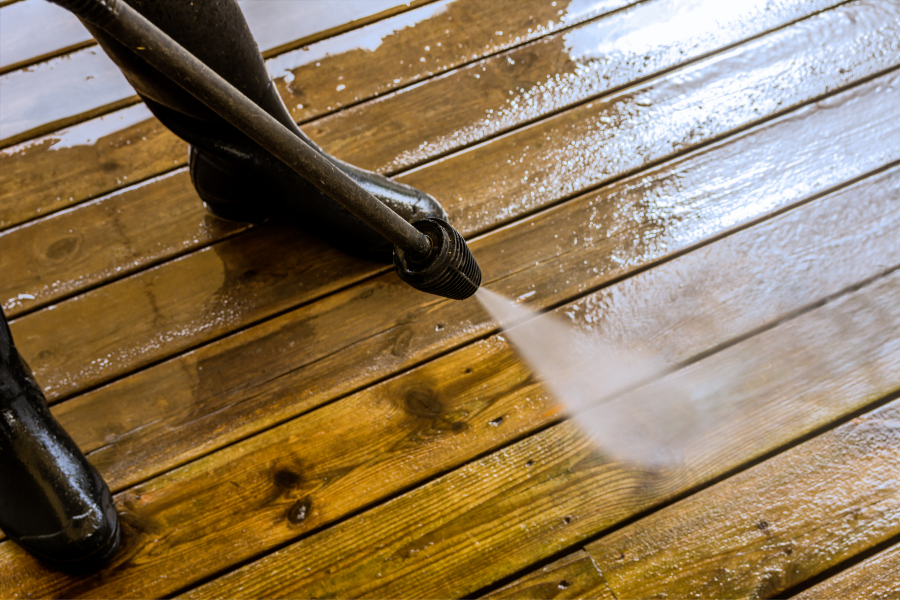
[50,0,481,301]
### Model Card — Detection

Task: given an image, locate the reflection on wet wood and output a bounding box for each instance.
[0,47,138,147]
[5,14,898,402]
[481,551,615,600]
[1,164,894,596]
[793,542,900,600]
[584,403,900,599]
[0,0,639,228]
[313,0,849,175]
[24,84,900,499]
[175,272,900,598]
[0,0,897,595]
[0,0,420,74]
[0,0,422,147]
[0,0,92,73]
[3,0,895,319]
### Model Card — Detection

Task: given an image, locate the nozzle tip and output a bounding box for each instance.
[393,218,481,300]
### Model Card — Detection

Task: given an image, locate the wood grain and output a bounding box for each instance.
[310,0,848,175]
[175,271,900,599]
[5,16,897,401]
[34,82,900,496]
[0,164,895,596]
[584,409,900,598]
[0,0,866,242]
[0,0,639,228]
[481,551,615,600]
[793,542,900,600]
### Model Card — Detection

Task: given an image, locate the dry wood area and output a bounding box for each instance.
[0,0,898,597]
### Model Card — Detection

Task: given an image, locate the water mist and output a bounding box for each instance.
[474,284,884,468]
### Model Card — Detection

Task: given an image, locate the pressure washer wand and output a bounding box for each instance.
[50,0,481,300]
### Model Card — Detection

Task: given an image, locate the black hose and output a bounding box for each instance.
[48,0,432,259]
[48,0,483,299]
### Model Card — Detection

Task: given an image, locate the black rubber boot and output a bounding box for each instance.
[80,0,446,261]
[0,308,120,571]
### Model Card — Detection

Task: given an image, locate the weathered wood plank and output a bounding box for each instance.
[2,189,899,598]
[174,271,900,599]
[310,0,848,175]
[1,158,897,594]
[0,0,864,253]
[0,0,639,227]
[583,412,900,599]
[481,551,615,600]
[792,542,900,600]
[37,76,900,494]
[0,0,427,146]
[5,8,897,399]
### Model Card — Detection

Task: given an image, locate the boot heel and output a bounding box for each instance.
[190,145,269,223]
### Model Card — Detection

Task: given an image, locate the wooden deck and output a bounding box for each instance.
[1,0,899,597]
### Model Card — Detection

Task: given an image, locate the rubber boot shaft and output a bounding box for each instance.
[0,309,120,570]
[79,0,446,259]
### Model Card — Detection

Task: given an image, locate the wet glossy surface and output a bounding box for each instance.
[6,38,898,400]
[2,0,892,320]
[0,0,92,72]
[0,311,119,568]
[0,47,136,145]
[179,274,900,599]
[0,0,898,595]
[0,0,639,231]
[35,72,900,490]
[271,0,638,121]
[0,0,416,145]
[315,0,847,174]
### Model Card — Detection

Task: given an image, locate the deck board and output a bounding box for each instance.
[37,77,900,497]
[175,272,900,599]
[481,551,615,600]
[0,0,426,146]
[0,0,637,229]
[5,2,898,400]
[2,159,898,597]
[793,541,900,600]
[583,400,900,599]
[2,0,859,314]
[0,0,898,597]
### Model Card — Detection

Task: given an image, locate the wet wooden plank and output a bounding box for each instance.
[793,542,900,600]
[0,47,137,146]
[2,158,897,593]
[583,413,900,599]
[310,0,849,175]
[0,0,92,73]
[481,551,615,600]
[35,76,900,493]
[0,0,419,74]
[0,0,426,146]
[174,272,900,599]
[8,0,896,318]
[0,0,870,254]
[0,0,639,226]
[3,179,899,598]
[4,10,897,401]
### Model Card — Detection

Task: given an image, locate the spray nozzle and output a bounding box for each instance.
[393,218,481,300]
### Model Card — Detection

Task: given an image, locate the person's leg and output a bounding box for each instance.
[80,0,446,260]
[0,307,120,570]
